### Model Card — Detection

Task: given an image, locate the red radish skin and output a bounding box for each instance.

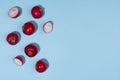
[35,60,48,73]
[31,6,44,19]
[13,55,25,66]
[8,7,20,18]
[24,44,38,57]
[22,22,35,35]
[7,32,19,45]
[43,21,53,33]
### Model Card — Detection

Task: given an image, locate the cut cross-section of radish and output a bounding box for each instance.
[8,7,20,18]
[43,21,53,33]
[13,55,25,66]
[14,58,22,66]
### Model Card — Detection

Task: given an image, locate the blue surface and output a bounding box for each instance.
[0,0,120,80]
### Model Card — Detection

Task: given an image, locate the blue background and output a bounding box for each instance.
[0,0,120,80]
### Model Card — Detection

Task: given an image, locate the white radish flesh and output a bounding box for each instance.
[43,21,53,33]
[14,58,23,66]
[8,7,19,18]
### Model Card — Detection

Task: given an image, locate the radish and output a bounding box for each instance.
[43,21,53,33]
[31,5,44,19]
[8,6,21,18]
[24,43,39,57]
[22,22,36,35]
[35,59,49,73]
[6,31,21,45]
[13,55,25,66]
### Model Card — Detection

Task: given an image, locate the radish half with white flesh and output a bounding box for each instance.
[43,21,53,33]
[8,6,20,18]
[13,55,25,66]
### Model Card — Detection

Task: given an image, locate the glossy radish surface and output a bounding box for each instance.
[24,44,38,57]
[6,32,20,45]
[35,60,48,73]
[31,6,44,19]
[22,22,35,35]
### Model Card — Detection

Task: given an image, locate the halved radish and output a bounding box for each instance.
[43,21,53,33]
[8,6,21,18]
[13,55,25,66]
